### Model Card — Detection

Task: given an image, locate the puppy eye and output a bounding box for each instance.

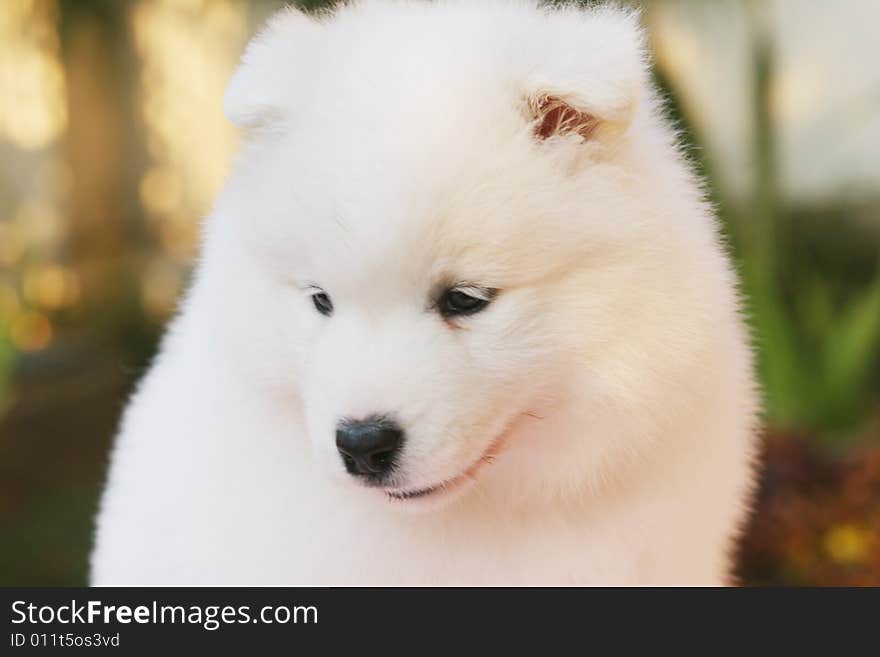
[438,286,496,318]
[310,290,334,316]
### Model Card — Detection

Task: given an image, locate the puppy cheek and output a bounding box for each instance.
[299,375,341,468]
[396,391,494,482]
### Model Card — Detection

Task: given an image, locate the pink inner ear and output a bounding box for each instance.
[533,96,599,141]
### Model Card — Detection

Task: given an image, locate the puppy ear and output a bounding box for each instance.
[528,95,601,142]
[224,8,322,129]
[521,7,645,146]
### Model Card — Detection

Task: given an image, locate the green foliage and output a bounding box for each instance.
[749,265,880,439]
[730,4,880,442]
[656,4,880,443]
[0,486,100,586]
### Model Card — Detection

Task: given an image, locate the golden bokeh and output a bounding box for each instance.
[22,264,79,310]
[139,165,183,219]
[141,259,183,321]
[823,523,873,565]
[132,0,247,232]
[0,280,21,320]
[0,222,25,268]
[15,198,65,251]
[130,0,249,320]
[9,310,52,352]
[0,0,66,151]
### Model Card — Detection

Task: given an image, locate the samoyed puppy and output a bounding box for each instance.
[91,0,759,585]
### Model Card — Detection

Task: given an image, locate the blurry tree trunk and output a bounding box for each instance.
[58,0,145,327]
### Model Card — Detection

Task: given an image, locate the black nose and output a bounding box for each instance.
[336,417,404,477]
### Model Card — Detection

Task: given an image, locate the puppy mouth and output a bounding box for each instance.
[383,430,510,502]
[387,486,443,500]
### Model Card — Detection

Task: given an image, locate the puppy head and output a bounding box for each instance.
[213,2,689,507]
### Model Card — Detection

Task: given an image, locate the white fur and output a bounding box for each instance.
[91,0,759,586]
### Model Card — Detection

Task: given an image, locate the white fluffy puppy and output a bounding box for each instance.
[91,0,759,585]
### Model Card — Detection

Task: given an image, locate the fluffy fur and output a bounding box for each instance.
[91,0,759,585]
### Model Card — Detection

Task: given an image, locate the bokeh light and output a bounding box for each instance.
[0,0,67,151]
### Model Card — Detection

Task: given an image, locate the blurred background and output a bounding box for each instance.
[0,0,878,586]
